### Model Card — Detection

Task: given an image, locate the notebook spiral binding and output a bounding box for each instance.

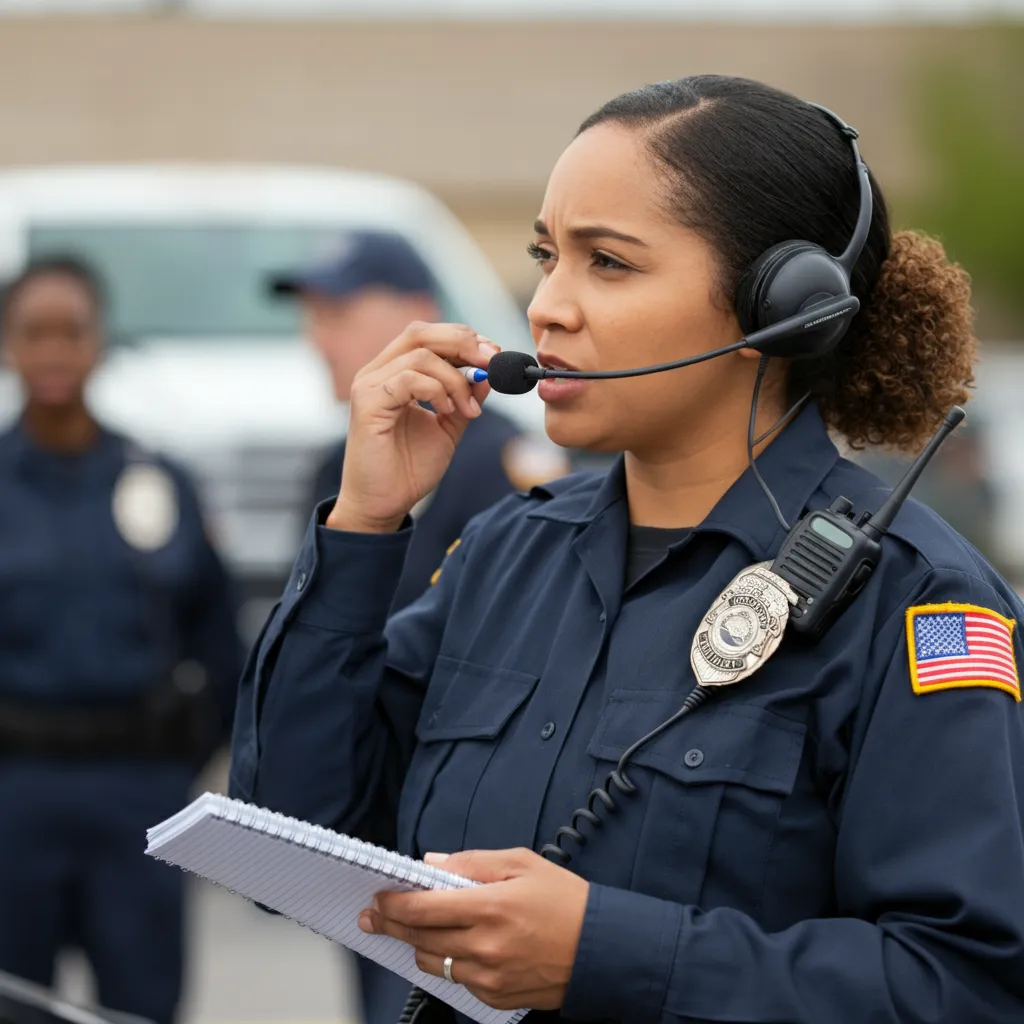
[149,793,469,895]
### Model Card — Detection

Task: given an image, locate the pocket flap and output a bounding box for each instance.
[416,656,539,742]
[587,690,806,796]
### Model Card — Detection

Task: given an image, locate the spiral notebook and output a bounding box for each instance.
[145,793,528,1024]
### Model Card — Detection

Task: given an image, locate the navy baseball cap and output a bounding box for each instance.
[268,231,437,300]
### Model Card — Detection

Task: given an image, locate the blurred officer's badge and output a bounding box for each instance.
[113,461,180,551]
[501,436,572,492]
[691,562,798,686]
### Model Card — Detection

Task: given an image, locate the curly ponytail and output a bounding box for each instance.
[790,231,976,451]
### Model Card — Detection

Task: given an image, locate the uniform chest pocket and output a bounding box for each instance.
[585,690,806,914]
[414,656,539,741]
[398,656,539,853]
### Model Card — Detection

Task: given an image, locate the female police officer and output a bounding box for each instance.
[230,77,1024,1023]
[0,256,242,1024]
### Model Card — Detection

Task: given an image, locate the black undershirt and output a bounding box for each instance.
[625,524,693,590]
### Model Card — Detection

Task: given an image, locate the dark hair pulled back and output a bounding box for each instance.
[579,76,975,452]
[1,254,107,326]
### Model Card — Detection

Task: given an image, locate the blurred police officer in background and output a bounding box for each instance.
[270,230,570,615]
[0,256,243,1024]
[269,231,568,1024]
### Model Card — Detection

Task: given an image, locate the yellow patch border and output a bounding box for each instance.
[906,602,1021,701]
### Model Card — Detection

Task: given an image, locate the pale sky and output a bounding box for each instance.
[2,0,1023,18]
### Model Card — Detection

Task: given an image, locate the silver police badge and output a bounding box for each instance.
[690,562,798,687]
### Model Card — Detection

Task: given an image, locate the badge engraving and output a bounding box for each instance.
[690,562,798,686]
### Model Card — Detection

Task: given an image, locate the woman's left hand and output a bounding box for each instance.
[358,848,590,1011]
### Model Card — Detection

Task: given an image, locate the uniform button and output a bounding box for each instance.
[599,612,607,623]
[684,748,704,768]
[540,721,556,740]
[296,571,308,591]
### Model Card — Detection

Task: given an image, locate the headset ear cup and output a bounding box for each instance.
[735,241,809,335]
[738,242,854,360]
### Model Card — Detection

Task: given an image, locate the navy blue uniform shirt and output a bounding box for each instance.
[309,408,522,612]
[231,404,1024,1023]
[0,422,242,731]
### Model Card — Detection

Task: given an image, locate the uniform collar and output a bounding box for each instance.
[528,403,840,561]
[0,418,123,479]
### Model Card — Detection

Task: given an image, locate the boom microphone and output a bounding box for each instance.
[485,294,860,395]
[486,352,545,395]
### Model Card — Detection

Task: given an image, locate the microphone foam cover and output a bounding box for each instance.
[486,351,539,395]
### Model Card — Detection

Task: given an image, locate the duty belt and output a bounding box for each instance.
[0,671,218,762]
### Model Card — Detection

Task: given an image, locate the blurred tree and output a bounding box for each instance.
[900,27,1024,337]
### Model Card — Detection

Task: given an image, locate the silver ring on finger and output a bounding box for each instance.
[443,956,455,984]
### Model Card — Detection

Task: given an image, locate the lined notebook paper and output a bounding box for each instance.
[145,793,527,1024]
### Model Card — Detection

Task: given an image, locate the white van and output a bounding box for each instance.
[0,165,544,627]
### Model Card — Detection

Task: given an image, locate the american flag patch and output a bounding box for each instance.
[906,603,1020,701]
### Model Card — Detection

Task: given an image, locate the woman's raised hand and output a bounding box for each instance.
[326,323,498,533]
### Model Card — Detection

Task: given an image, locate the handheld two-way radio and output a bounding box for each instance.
[771,406,965,641]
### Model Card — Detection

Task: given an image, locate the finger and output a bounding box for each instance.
[375,370,457,416]
[415,955,540,1012]
[415,949,477,984]
[372,886,492,930]
[470,377,492,408]
[363,322,500,376]
[429,848,536,884]
[406,348,485,418]
[366,347,483,419]
[359,911,479,959]
[362,322,471,374]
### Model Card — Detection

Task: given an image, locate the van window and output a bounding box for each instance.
[27,224,459,342]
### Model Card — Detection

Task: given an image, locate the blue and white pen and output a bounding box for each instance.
[459,366,489,384]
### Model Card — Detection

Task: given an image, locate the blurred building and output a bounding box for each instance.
[0,12,1009,306]
[855,417,1004,572]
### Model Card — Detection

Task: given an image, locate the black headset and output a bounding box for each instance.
[734,103,873,360]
